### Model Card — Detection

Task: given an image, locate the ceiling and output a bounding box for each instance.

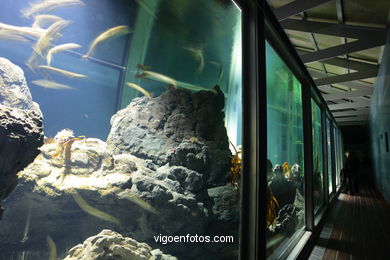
[267,0,390,126]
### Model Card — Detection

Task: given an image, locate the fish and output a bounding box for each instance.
[72,191,121,225]
[34,20,71,56]
[136,69,217,93]
[47,43,81,65]
[183,47,205,74]
[38,65,87,78]
[208,60,224,84]
[134,0,157,18]
[82,25,131,59]
[175,80,217,93]
[21,0,85,18]
[46,235,57,260]
[122,193,158,215]
[0,31,29,43]
[125,82,152,98]
[136,70,177,88]
[26,51,41,71]
[31,79,74,90]
[32,14,64,29]
[20,207,31,243]
[0,22,46,39]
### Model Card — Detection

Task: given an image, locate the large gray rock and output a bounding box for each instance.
[0,58,43,206]
[63,229,176,260]
[0,88,239,259]
[0,106,43,201]
[0,57,41,114]
[107,87,231,187]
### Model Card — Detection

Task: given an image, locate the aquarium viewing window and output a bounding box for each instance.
[0,0,347,259]
[0,0,243,259]
[311,98,325,213]
[326,117,333,194]
[265,42,305,259]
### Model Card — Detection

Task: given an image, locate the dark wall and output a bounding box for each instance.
[369,19,390,201]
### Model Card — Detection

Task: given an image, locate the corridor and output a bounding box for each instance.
[309,182,390,259]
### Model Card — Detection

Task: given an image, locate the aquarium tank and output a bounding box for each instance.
[326,117,333,194]
[0,0,243,259]
[265,42,305,259]
[334,126,341,187]
[311,99,324,213]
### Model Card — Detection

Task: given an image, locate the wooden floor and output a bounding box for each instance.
[309,182,390,260]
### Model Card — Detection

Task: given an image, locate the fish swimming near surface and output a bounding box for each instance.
[125,82,152,98]
[38,65,87,78]
[32,79,74,90]
[34,20,71,56]
[72,191,121,225]
[21,0,85,18]
[32,14,64,29]
[46,235,57,260]
[47,43,81,65]
[183,46,205,74]
[82,25,131,59]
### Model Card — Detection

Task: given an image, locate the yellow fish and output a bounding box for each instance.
[136,70,177,88]
[183,47,205,74]
[83,25,131,59]
[125,82,152,98]
[72,191,121,225]
[38,65,87,78]
[124,194,158,215]
[31,79,74,90]
[46,235,57,260]
[47,43,81,65]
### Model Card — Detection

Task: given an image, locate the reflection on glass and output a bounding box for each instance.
[334,127,341,187]
[326,118,333,194]
[0,0,242,259]
[312,99,324,213]
[266,43,305,258]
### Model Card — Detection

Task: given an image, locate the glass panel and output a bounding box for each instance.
[334,127,341,187]
[311,99,324,213]
[0,1,242,259]
[266,42,305,258]
[326,118,333,194]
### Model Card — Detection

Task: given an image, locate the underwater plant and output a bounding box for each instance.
[267,186,279,227]
[229,140,242,189]
[51,129,85,164]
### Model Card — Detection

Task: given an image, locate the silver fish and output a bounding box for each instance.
[32,79,74,90]
[22,0,85,18]
[47,43,81,65]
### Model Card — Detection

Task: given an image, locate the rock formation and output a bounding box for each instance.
[0,87,239,259]
[0,58,43,215]
[63,229,176,260]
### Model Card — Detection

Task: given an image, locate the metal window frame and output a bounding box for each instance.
[238,0,345,259]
